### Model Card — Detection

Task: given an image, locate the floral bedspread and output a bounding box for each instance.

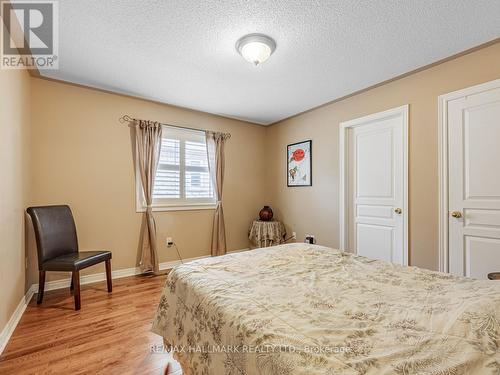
[152,243,500,375]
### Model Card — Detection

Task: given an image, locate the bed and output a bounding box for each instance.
[152,243,500,375]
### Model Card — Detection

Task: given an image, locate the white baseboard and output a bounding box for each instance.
[228,248,250,254]
[38,265,142,292]
[34,253,242,292]
[0,285,37,355]
[0,247,250,355]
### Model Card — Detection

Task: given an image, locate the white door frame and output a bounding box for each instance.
[437,78,500,273]
[339,105,409,265]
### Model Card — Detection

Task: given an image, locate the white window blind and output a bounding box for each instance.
[137,126,215,211]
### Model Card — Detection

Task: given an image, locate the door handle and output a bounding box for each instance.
[394,208,402,215]
[450,211,462,218]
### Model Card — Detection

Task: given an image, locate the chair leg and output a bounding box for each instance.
[73,270,81,311]
[105,259,112,293]
[37,271,46,304]
[70,275,74,292]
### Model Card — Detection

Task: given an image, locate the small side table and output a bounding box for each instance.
[248,220,286,248]
[487,272,500,280]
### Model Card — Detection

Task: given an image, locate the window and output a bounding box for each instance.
[136,126,215,211]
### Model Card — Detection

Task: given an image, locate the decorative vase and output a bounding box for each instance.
[259,206,274,221]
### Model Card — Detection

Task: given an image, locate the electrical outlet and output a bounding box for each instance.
[305,234,316,244]
[166,237,174,247]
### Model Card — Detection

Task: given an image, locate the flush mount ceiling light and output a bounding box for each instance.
[236,33,276,66]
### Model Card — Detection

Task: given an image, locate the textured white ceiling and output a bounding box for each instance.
[40,0,500,125]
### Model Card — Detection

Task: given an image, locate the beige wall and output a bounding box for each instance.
[29,78,267,284]
[0,68,31,334]
[265,42,500,271]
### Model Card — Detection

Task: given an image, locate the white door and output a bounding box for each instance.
[446,80,500,279]
[342,106,408,265]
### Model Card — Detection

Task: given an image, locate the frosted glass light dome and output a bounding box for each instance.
[236,34,276,66]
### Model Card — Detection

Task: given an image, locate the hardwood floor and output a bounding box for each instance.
[0,274,178,374]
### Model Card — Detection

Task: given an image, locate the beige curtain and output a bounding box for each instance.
[206,131,230,256]
[135,120,162,273]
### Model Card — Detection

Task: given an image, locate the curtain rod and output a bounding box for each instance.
[119,114,231,138]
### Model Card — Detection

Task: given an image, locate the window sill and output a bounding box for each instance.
[136,204,216,213]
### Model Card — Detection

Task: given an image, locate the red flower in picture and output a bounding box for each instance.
[292,148,305,162]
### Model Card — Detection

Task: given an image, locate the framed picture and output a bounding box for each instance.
[287,140,312,187]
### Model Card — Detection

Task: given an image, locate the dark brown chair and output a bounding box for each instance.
[27,205,112,310]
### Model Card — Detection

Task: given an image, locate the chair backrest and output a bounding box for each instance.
[27,205,79,268]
